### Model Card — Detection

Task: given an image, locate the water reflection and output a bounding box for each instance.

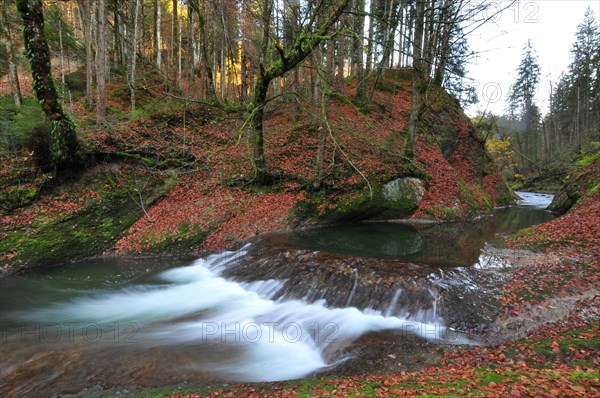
[286,204,555,267]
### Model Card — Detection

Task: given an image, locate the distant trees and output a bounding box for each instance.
[546,7,600,155]
[495,7,599,175]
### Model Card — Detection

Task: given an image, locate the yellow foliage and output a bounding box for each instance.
[486,137,517,174]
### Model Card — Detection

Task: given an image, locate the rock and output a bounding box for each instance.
[382,177,425,205]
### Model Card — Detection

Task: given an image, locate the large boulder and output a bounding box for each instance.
[382,177,426,205]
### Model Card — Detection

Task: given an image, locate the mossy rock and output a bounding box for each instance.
[297,177,424,223]
[548,156,600,214]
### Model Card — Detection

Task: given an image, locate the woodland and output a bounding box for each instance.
[0,0,599,396]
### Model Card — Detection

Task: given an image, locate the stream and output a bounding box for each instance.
[0,192,554,397]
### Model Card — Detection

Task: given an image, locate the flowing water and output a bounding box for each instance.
[0,192,554,396]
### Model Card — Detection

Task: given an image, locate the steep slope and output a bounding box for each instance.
[1,76,513,268]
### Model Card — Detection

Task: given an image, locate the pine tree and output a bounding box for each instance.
[507,40,542,162]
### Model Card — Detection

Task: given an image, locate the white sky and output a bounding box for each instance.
[464,0,600,117]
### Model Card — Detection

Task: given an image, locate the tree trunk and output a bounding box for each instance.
[423,0,435,79]
[354,0,365,101]
[155,0,162,68]
[1,2,22,108]
[171,0,178,69]
[336,18,345,92]
[96,0,107,121]
[432,1,453,86]
[252,75,269,183]
[240,50,248,102]
[365,0,375,75]
[407,0,425,157]
[16,0,80,169]
[188,0,217,102]
[113,0,123,67]
[178,5,183,82]
[56,1,66,85]
[130,0,140,112]
[314,122,327,190]
[76,0,94,110]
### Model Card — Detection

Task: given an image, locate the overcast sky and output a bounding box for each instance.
[464,0,600,117]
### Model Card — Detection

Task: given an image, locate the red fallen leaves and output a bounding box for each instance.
[115,174,303,253]
[411,119,508,219]
[0,187,101,228]
[502,187,600,314]
[412,139,461,218]
[498,248,599,313]
[201,191,299,251]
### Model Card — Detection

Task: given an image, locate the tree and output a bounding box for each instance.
[507,39,542,162]
[76,0,94,110]
[249,0,350,184]
[96,0,108,122]
[16,0,80,170]
[406,0,425,157]
[1,0,22,107]
[567,6,600,150]
[353,0,365,101]
[154,0,162,68]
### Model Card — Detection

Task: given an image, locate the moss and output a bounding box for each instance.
[0,95,47,152]
[0,185,39,212]
[0,169,175,269]
[0,195,141,267]
[457,180,493,214]
[141,221,210,254]
[549,156,599,214]
[424,206,460,219]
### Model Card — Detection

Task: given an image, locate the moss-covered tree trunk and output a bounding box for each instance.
[251,76,270,184]
[16,0,80,169]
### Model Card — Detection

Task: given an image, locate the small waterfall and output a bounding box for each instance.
[345,268,359,307]
[429,288,440,322]
[384,288,402,317]
[241,279,286,299]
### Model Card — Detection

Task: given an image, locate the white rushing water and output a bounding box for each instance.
[10,244,473,382]
[515,191,554,209]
